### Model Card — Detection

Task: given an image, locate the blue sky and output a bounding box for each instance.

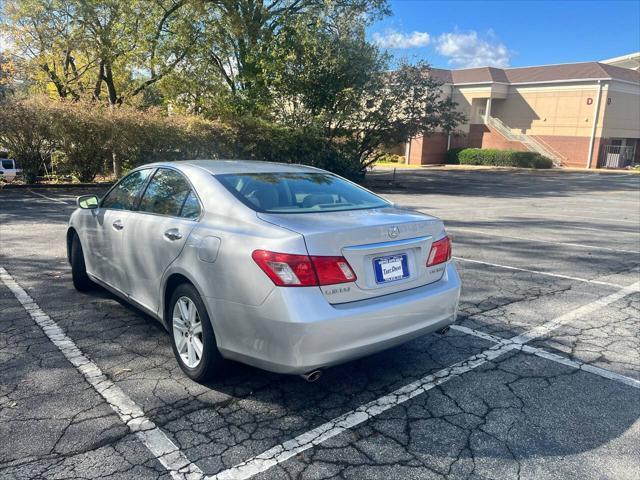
[369,0,640,69]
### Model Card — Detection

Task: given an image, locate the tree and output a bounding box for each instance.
[267,16,465,169]
[2,0,198,104]
[188,0,388,113]
[0,52,17,99]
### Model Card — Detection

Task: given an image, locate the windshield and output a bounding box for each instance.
[216,172,390,213]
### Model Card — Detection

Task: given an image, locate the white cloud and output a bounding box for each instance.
[435,30,511,68]
[372,29,431,49]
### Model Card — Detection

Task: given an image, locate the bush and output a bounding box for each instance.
[457,148,553,169]
[0,97,55,183]
[48,101,113,182]
[0,96,369,183]
[444,148,464,165]
[376,153,404,164]
[230,118,363,179]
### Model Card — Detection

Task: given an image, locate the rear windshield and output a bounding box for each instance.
[216,172,390,213]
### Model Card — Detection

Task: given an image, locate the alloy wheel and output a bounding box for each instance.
[172,296,204,369]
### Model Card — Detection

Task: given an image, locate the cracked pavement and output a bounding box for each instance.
[1,169,639,479]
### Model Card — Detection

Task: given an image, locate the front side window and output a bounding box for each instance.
[216,172,390,213]
[139,169,200,218]
[102,169,152,210]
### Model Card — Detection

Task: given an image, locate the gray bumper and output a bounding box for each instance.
[209,262,461,374]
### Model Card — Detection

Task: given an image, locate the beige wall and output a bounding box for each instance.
[451,86,494,133]
[601,82,640,138]
[454,80,640,140]
[490,82,607,137]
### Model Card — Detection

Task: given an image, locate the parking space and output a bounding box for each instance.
[1,169,639,479]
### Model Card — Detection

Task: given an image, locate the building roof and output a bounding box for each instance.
[601,52,640,71]
[431,61,640,86]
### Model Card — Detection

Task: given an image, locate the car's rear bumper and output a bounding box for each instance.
[208,262,461,374]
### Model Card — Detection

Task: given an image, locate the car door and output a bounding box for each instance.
[82,168,154,293]
[123,168,202,314]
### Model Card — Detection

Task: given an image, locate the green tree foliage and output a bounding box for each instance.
[1,0,465,180]
[2,0,198,104]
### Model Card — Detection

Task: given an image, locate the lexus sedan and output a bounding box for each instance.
[68,160,460,382]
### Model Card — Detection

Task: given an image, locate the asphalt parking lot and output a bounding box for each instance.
[1,168,639,480]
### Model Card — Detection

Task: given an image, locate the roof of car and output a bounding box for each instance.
[160,159,322,175]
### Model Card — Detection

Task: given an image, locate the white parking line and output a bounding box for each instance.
[211,342,515,480]
[453,256,625,288]
[568,225,640,236]
[451,227,640,254]
[451,325,640,389]
[0,268,204,480]
[211,280,640,480]
[27,189,73,205]
[510,281,639,345]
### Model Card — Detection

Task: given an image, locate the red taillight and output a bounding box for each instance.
[310,256,357,286]
[426,236,452,267]
[252,250,356,287]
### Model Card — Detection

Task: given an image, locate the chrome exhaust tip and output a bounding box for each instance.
[300,370,323,383]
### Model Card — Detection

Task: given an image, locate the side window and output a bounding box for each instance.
[139,169,200,218]
[101,169,152,210]
[180,191,201,220]
[2,160,14,170]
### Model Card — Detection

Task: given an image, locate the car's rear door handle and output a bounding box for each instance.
[112,219,124,230]
[164,228,182,241]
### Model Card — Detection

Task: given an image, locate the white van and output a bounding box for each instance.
[0,159,19,182]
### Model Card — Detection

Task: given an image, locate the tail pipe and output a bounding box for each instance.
[300,370,323,383]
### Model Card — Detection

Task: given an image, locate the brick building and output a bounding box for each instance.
[402,53,640,168]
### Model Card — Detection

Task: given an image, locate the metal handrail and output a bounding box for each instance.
[485,116,565,166]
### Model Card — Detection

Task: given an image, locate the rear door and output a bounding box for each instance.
[122,168,201,314]
[259,207,448,304]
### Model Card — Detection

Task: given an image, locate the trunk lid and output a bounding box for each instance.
[258,206,448,303]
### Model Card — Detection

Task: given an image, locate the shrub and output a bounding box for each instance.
[0,97,370,183]
[230,118,363,179]
[444,147,464,165]
[0,97,55,183]
[376,153,405,164]
[457,148,553,169]
[49,101,113,182]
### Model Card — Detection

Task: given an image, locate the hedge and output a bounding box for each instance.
[444,147,464,165]
[450,148,553,169]
[0,97,364,182]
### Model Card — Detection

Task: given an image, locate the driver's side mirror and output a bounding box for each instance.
[77,194,99,209]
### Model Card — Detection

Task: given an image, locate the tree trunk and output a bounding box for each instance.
[112,151,122,178]
[103,62,118,106]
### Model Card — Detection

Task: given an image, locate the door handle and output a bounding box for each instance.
[164,228,182,241]
[112,219,124,230]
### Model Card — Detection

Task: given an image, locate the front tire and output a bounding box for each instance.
[71,234,95,292]
[168,283,225,382]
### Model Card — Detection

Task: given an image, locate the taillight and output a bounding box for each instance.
[252,250,356,287]
[311,256,356,285]
[427,236,452,267]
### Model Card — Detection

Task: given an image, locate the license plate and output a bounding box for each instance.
[374,254,409,284]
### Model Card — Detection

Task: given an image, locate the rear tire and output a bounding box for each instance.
[168,283,225,382]
[71,234,95,292]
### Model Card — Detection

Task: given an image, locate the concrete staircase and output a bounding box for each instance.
[486,116,566,166]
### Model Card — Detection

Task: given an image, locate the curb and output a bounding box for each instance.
[372,165,639,174]
[0,182,113,190]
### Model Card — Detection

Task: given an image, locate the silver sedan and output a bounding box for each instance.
[68,161,460,382]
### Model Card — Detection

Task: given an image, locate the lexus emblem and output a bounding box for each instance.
[388,226,400,238]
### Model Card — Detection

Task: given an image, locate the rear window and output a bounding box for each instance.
[216,172,390,213]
